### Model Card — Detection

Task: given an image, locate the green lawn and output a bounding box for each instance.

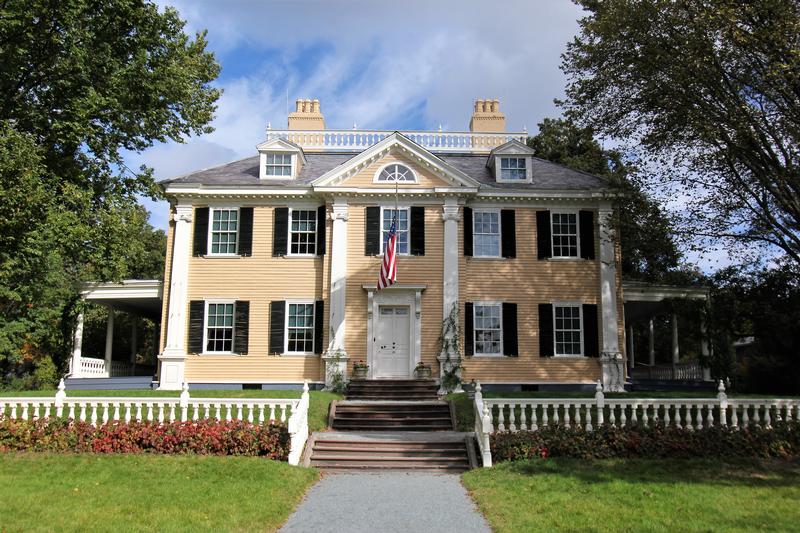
[0,453,318,533]
[462,458,800,533]
[0,389,341,432]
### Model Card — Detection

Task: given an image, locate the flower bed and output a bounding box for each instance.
[491,422,800,462]
[0,418,289,459]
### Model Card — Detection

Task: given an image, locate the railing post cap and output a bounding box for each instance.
[474,380,481,392]
[595,380,603,393]
[302,380,309,393]
[57,378,66,392]
[718,380,726,393]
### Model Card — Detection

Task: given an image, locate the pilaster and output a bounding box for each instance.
[324,200,349,387]
[439,199,463,393]
[598,207,625,391]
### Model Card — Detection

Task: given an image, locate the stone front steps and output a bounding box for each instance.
[330,401,455,431]
[345,379,439,401]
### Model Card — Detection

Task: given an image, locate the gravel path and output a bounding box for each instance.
[279,472,491,533]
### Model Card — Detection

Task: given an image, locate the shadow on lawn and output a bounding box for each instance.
[501,457,800,489]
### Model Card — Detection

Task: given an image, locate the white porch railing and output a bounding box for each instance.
[473,380,800,467]
[72,357,138,378]
[631,363,706,381]
[0,380,312,466]
[265,129,527,153]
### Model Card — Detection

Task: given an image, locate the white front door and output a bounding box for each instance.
[374,305,411,378]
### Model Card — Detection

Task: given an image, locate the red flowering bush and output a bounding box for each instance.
[491,422,800,463]
[0,417,289,460]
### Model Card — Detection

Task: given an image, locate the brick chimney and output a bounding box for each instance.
[287,98,325,130]
[469,98,505,133]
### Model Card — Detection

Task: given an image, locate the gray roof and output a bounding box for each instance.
[162,152,609,191]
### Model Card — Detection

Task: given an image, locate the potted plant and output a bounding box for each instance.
[352,360,369,379]
[414,362,432,379]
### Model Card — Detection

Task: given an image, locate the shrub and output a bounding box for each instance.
[0,418,289,460]
[490,422,800,462]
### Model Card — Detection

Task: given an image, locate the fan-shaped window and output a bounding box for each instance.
[376,164,416,182]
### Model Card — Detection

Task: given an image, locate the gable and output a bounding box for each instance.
[331,150,455,189]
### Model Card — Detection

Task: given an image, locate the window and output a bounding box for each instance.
[377,164,415,182]
[474,303,502,355]
[551,212,579,257]
[473,210,500,257]
[289,209,317,255]
[266,153,292,177]
[286,302,315,353]
[381,208,409,255]
[554,304,582,356]
[210,208,238,254]
[500,157,527,180]
[205,302,234,353]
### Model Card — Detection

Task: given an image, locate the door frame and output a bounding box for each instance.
[364,284,425,380]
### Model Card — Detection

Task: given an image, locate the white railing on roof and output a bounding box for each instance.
[0,380,312,466]
[472,380,800,467]
[265,129,527,153]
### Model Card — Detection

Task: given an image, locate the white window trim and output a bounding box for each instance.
[284,300,316,356]
[287,207,318,257]
[550,209,581,259]
[472,208,502,258]
[472,300,504,357]
[373,162,419,184]
[202,299,236,355]
[379,206,411,256]
[262,152,296,180]
[207,207,240,257]
[494,155,533,183]
[552,301,584,358]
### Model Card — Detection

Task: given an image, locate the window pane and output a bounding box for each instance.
[554,305,582,355]
[551,213,579,257]
[287,302,315,353]
[473,211,500,257]
[289,210,317,255]
[473,304,502,355]
[210,209,238,254]
[378,164,415,182]
[382,209,409,254]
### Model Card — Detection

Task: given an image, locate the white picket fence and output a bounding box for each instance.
[473,380,800,468]
[0,379,311,466]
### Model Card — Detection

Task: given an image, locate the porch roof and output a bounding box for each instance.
[622,280,709,322]
[81,280,163,321]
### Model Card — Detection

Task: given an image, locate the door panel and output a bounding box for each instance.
[374,305,411,378]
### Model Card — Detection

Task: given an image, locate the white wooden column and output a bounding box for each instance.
[130,318,138,364]
[323,200,349,388]
[159,204,193,390]
[627,325,635,371]
[700,312,712,381]
[648,317,655,366]
[598,207,624,391]
[438,199,462,393]
[71,312,84,377]
[671,313,680,364]
[104,307,114,377]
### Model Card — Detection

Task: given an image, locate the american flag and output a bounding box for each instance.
[378,216,398,289]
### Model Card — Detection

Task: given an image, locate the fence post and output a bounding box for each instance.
[717,380,728,427]
[55,379,66,417]
[179,382,190,422]
[595,380,605,427]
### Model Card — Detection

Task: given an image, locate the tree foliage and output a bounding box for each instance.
[561,0,800,267]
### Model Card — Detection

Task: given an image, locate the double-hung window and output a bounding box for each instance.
[500,157,527,180]
[289,209,317,255]
[210,208,239,255]
[205,302,235,353]
[554,304,582,356]
[286,302,315,354]
[381,207,409,255]
[266,154,292,177]
[473,210,500,257]
[551,212,579,258]
[473,303,502,356]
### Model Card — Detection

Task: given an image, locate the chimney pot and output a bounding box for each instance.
[288,97,325,130]
[469,97,506,133]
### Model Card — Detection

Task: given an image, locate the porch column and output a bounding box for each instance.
[648,317,655,366]
[598,206,624,391]
[438,199,462,394]
[700,313,712,381]
[627,325,635,371]
[323,200,349,389]
[671,313,680,365]
[104,307,114,378]
[159,203,193,390]
[130,318,138,364]
[71,312,84,377]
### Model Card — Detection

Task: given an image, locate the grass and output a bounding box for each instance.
[0,389,342,432]
[0,453,318,533]
[462,458,800,533]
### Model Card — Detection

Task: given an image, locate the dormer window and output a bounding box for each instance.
[487,139,535,183]
[256,138,306,180]
[375,163,416,183]
[265,153,293,178]
[500,157,527,180]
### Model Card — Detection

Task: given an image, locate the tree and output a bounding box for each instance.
[0,1,219,381]
[561,0,800,267]
[528,117,683,281]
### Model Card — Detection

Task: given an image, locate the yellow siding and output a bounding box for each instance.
[339,152,454,189]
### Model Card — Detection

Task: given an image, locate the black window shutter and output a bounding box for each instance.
[536,210,552,260]
[238,207,254,257]
[464,302,474,356]
[272,208,288,256]
[538,303,554,357]
[234,301,250,355]
[269,301,286,354]
[582,304,599,357]
[502,302,518,356]
[579,210,595,260]
[501,209,516,258]
[410,206,425,256]
[463,207,473,257]
[314,300,324,354]
[188,300,205,354]
[365,206,380,256]
[193,207,209,256]
[316,205,326,256]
